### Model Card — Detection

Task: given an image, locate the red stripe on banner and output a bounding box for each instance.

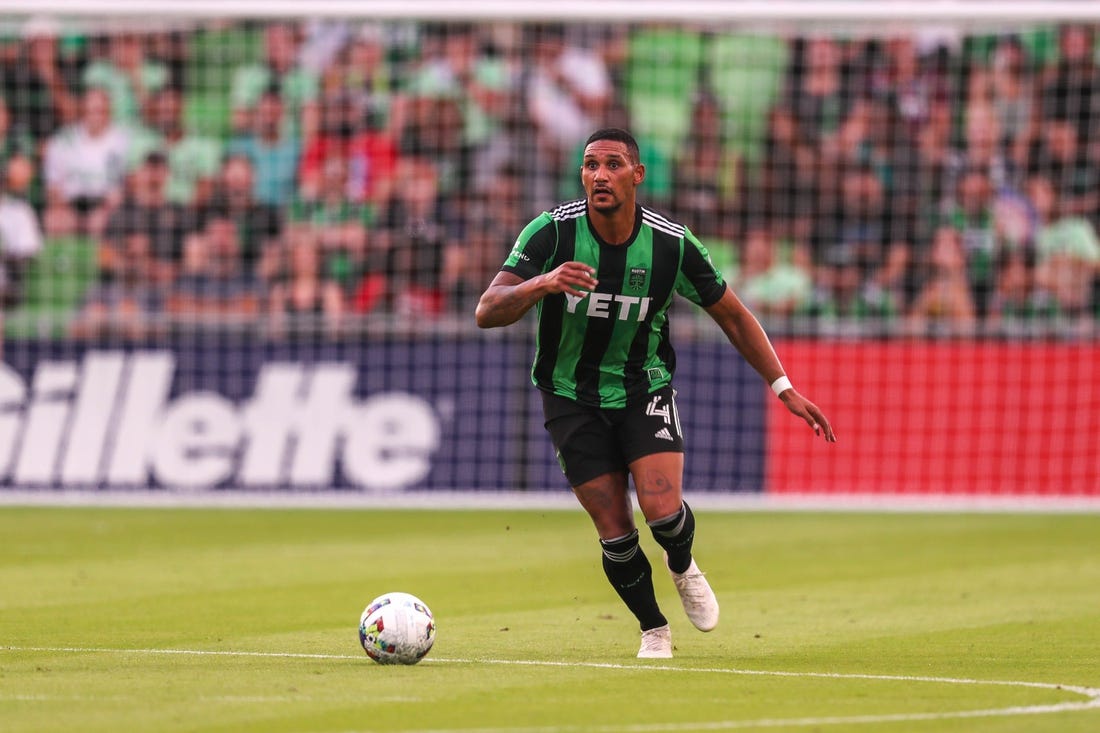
[766,341,1100,496]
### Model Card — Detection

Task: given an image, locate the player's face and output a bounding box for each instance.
[581,141,644,213]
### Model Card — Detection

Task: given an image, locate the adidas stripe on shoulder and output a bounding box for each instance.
[550,199,587,221]
[641,207,686,239]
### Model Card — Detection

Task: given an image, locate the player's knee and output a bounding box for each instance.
[572,474,634,538]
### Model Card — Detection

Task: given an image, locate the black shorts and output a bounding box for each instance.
[542,385,684,487]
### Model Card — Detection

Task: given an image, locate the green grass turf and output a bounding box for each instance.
[1,507,1098,732]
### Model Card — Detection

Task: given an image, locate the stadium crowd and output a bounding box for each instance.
[0,17,1098,338]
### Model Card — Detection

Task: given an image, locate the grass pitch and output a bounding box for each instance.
[1,505,1098,733]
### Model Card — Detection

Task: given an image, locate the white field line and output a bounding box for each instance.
[394,699,1100,733]
[3,644,1099,732]
[3,489,1100,514]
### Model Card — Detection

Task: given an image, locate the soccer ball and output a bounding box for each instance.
[358,592,436,665]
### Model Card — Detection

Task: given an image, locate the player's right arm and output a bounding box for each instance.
[476,212,598,329]
[475,263,598,328]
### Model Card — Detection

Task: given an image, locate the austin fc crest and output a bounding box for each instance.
[628,267,648,291]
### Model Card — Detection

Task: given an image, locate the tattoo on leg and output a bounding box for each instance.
[638,468,676,497]
[572,473,634,538]
[576,482,616,511]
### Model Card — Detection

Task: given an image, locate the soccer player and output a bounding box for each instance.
[476,128,836,658]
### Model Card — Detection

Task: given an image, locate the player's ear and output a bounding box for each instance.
[634,162,646,186]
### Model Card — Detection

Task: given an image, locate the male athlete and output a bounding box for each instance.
[476,128,836,658]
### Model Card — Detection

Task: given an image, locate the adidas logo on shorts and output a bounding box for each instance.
[654,427,674,441]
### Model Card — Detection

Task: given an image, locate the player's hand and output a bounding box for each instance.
[541,261,598,297]
[778,389,837,442]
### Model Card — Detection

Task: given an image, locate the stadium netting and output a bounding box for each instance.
[0,5,1096,497]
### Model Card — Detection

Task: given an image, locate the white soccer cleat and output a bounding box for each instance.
[666,553,720,632]
[637,624,673,658]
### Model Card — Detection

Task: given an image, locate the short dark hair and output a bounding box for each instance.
[584,128,640,164]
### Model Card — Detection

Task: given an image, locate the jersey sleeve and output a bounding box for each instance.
[674,228,727,307]
[501,213,557,281]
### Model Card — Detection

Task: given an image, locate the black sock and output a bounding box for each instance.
[600,530,667,631]
[647,501,696,574]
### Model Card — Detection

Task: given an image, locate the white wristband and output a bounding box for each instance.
[770,376,793,397]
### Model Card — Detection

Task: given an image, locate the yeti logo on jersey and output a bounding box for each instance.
[564,292,652,321]
[627,267,648,291]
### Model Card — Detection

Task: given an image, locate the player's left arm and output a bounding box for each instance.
[704,287,837,442]
[675,229,834,440]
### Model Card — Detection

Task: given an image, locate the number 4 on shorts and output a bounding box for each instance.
[646,395,671,424]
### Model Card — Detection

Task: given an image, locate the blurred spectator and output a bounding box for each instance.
[0,95,17,153]
[287,154,371,294]
[168,215,262,322]
[571,23,630,87]
[784,37,859,159]
[810,167,904,318]
[1025,116,1100,222]
[408,23,514,154]
[888,97,957,306]
[670,91,744,239]
[837,97,929,254]
[68,225,166,341]
[444,163,527,309]
[373,157,457,316]
[782,37,875,234]
[987,36,1037,167]
[97,152,189,288]
[346,111,400,207]
[82,31,169,128]
[267,232,344,338]
[230,21,320,140]
[1029,173,1100,320]
[147,29,188,89]
[70,153,187,341]
[941,167,999,314]
[946,102,1017,194]
[735,226,812,319]
[298,20,352,76]
[227,88,301,207]
[872,36,949,139]
[0,154,44,307]
[987,248,1054,328]
[42,88,129,237]
[307,29,403,204]
[906,226,977,333]
[314,23,400,146]
[524,22,612,209]
[395,91,465,195]
[758,104,817,242]
[130,86,223,207]
[907,160,955,290]
[469,98,536,206]
[0,16,77,142]
[206,155,284,283]
[1038,24,1100,144]
[0,95,36,182]
[525,23,612,147]
[298,91,398,206]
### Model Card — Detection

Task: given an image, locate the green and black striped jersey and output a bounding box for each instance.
[501,200,727,408]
